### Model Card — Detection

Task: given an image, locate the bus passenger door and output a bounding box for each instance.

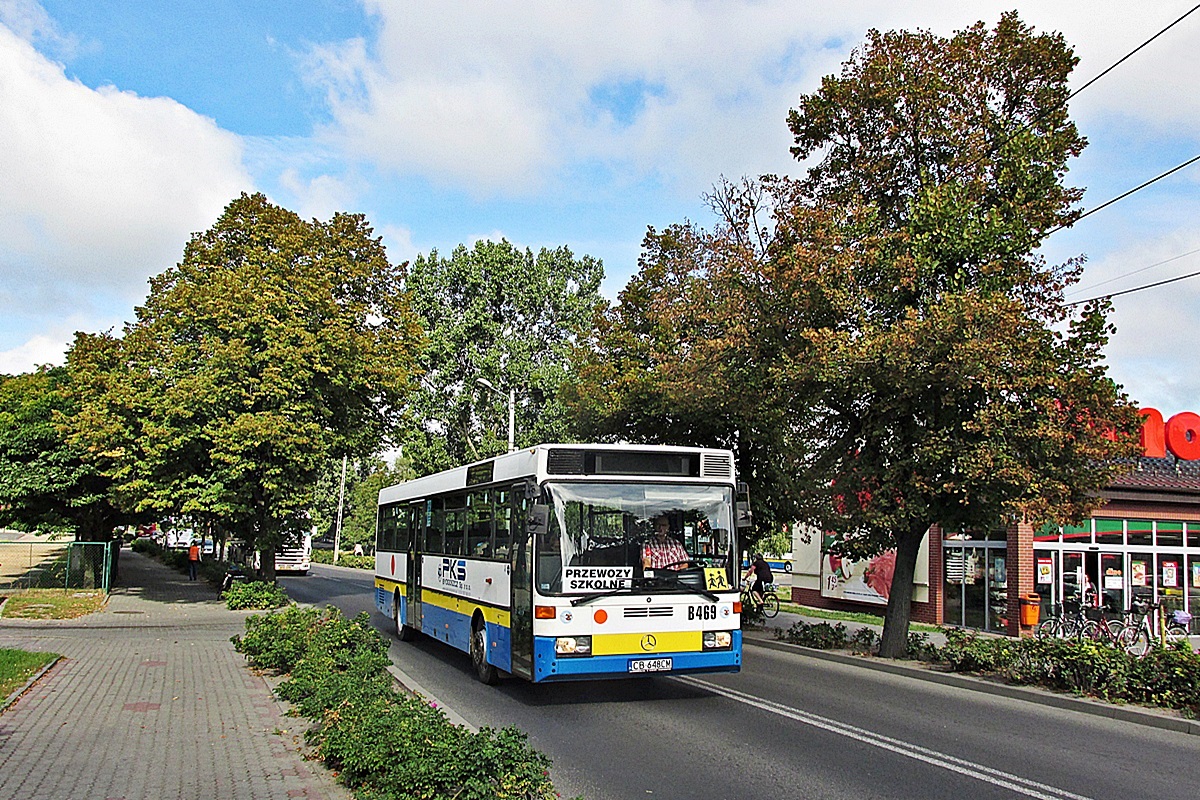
[509,488,534,679]
[406,502,423,631]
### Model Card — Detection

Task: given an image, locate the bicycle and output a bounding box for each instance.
[1035,602,1087,640]
[741,582,779,618]
[1079,605,1125,647]
[1121,601,1190,658]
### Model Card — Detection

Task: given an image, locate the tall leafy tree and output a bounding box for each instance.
[775,13,1141,655]
[402,240,604,475]
[0,367,137,540]
[68,193,423,577]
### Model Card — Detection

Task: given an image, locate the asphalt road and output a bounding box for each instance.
[282,563,1200,800]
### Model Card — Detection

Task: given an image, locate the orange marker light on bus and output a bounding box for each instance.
[594,609,608,624]
[535,605,557,619]
[733,601,743,614]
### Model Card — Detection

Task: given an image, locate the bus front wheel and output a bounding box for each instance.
[471,617,499,685]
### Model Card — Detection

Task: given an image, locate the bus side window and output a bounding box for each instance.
[494,488,512,560]
[468,489,493,558]
[425,497,444,553]
[444,493,466,556]
[395,506,410,552]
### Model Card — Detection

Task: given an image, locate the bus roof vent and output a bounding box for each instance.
[547,448,586,475]
[700,452,733,479]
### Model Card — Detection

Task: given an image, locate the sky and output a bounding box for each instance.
[1,0,1199,414]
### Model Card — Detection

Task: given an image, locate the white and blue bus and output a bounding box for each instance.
[374,444,748,683]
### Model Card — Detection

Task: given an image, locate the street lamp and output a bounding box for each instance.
[475,377,515,453]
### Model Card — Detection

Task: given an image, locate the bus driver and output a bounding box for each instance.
[643,515,689,570]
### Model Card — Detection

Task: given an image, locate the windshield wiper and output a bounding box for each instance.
[646,572,721,603]
[570,586,634,607]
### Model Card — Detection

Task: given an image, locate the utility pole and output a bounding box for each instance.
[333,454,347,564]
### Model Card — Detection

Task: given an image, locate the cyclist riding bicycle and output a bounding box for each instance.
[745,554,773,608]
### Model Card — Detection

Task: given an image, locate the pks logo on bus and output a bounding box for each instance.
[438,558,467,582]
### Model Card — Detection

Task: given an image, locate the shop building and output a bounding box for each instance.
[789,408,1200,636]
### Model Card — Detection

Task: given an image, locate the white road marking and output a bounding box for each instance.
[676,676,1094,800]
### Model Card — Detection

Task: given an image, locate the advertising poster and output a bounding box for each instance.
[1193,562,1200,589]
[1163,562,1178,588]
[1036,558,1053,585]
[1132,560,1146,587]
[822,548,894,606]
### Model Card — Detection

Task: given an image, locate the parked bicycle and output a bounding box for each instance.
[1079,605,1125,646]
[741,581,779,618]
[1035,602,1087,640]
[1121,600,1190,658]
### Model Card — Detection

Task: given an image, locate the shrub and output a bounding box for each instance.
[232,605,324,671]
[937,628,1017,673]
[848,626,879,654]
[231,607,565,800]
[310,550,374,570]
[222,579,291,610]
[777,620,849,649]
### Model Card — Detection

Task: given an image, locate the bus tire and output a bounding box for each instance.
[394,592,416,642]
[471,615,499,685]
[783,562,792,573]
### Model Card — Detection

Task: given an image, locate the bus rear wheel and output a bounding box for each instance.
[471,618,499,685]
[394,592,416,642]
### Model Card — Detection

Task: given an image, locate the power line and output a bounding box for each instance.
[1064,2,1200,103]
[1066,267,1200,307]
[1067,247,1200,296]
[1050,152,1200,234]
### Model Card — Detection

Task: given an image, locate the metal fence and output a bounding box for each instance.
[0,541,120,593]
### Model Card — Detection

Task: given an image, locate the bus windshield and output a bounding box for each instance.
[539,482,735,595]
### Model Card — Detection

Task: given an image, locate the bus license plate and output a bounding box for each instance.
[629,657,672,673]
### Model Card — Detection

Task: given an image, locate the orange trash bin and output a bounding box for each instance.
[1019,593,1041,626]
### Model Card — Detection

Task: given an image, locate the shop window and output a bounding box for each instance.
[1094,519,1123,545]
[984,527,1007,542]
[1062,522,1091,544]
[1188,523,1200,549]
[1130,555,1153,599]
[1127,519,1153,547]
[1156,521,1184,548]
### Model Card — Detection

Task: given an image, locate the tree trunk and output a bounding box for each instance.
[261,546,277,582]
[878,523,928,659]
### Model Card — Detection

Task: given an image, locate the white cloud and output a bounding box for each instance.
[0,21,252,368]
[300,1,1200,202]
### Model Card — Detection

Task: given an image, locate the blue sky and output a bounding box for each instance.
[3,0,1200,414]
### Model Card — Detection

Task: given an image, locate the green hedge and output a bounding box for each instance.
[311,549,374,570]
[232,607,564,800]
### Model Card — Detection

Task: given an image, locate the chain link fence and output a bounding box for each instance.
[0,541,120,592]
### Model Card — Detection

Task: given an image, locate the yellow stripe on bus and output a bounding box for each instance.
[592,631,702,655]
[420,588,511,628]
[375,577,406,594]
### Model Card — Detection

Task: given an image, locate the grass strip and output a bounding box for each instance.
[0,648,58,699]
[0,589,107,619]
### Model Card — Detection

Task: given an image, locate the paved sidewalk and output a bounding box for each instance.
[0,550,352,800]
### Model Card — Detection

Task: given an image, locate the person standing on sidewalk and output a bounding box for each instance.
[187,540,201,581]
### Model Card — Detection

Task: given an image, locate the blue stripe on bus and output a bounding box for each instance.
[531,631,742,682]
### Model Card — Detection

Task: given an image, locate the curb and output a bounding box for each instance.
[386,661,479,733]
[743,631,1200,736]
[0,654,62,714]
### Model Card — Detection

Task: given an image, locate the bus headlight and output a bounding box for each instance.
[703,631,733,650]
[555,635,592,656]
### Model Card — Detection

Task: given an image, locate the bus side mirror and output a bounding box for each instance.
[527,504,549,535]
[736,482,752,529]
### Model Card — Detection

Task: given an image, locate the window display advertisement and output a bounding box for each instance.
[822,547,895,605]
